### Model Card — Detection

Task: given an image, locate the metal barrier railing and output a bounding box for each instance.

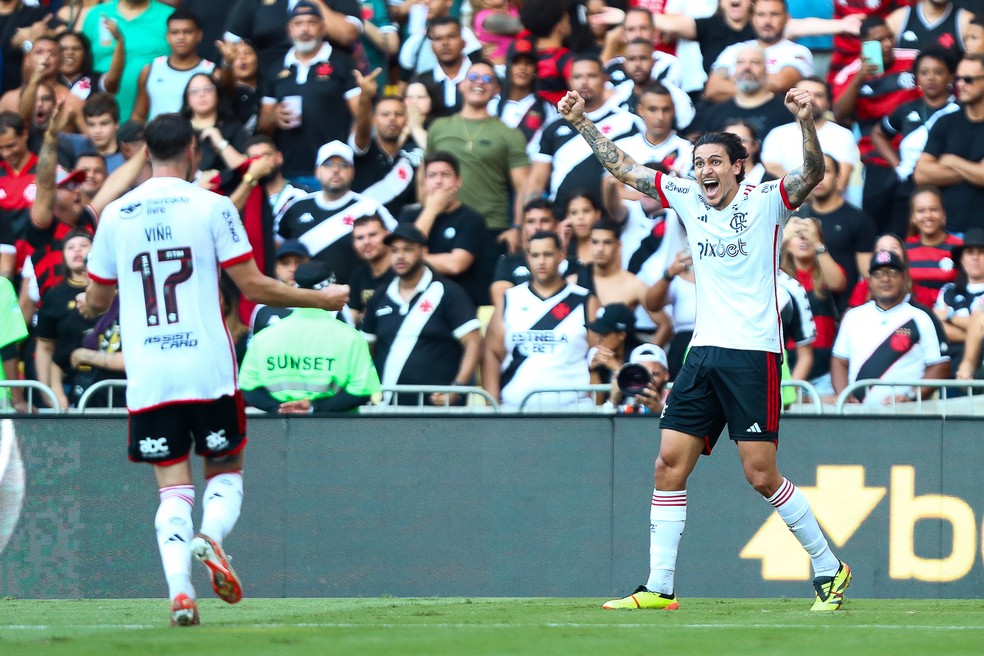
[781,380,823,414]
[0,381,62,413]
[76,380,128,413]
[834,379,984,416]
[517,385,613,413]
[365,385,500,413]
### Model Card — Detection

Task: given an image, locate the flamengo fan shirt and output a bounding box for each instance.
[86,177,253,411]
[654,171,795,353]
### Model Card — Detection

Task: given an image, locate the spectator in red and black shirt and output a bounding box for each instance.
[905,184,963,299]
[517,0,575,105]
[781,216,848,397]
[0,111,38,275]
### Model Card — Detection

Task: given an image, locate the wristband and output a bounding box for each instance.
[243,173,257,187]
[218,139,230,150]
[815,244,827,255]
[662,269,674,281]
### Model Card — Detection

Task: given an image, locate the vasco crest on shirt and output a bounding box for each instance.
[315,63,334,78]
[890,327,913,352]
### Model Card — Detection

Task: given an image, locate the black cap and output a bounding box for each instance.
[507,39,536,62]
[383,223,427,246]
[587,303,636,334]
[294,261,335,290]
[952,228,984,263]
[290,0,320,19]
[869,250,906,272]
[276,239,310,260]
[117,120,145,144]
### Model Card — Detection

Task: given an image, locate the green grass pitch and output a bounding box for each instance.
[2,598,984,655]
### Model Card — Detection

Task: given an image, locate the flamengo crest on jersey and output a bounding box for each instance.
[654,171,794,353]
[86,177,252,412]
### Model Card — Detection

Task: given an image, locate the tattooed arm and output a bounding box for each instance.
[557,91,662,204]
[781,87,825,208]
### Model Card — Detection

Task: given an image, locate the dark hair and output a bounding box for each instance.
[180,72,237,123]
[914,44,958,75]
[374,93,406,111]
[692,131,749,183]
[145,113,195,161]
[523,197,553,214]
[626,37,654,50]
[167,7,202,29]
[245,133,277,150]
[424,150,460,176]
[910,184,944,210]
[859,15,887,38]
[0,111,26,135]
[527,230,562,250]
[800,75,830,98]
[564,189,605,214]
[963,52,984,68]
[427,15,461,38]
[63,227,93,244]
[57,31,94,78]
[76,152,106,165]
[822,153,840,177]
[721,118,762,164]
[591,218,622,238]
[572,54,603,70]
[519,0,569,39]
[638,81,671,99]
[82,92,119,122]
[353,214,387,230]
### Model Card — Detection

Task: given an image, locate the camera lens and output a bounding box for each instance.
[616,363,652,396]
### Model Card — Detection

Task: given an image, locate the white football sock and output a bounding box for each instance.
[645,489,687,595]
[199,471,243,546]
[156,484,195,600]
[767,478,840,577]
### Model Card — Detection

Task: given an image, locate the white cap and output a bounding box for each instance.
[629,343,668,369]
[315,140,354,167]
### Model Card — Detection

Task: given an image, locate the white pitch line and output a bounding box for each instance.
[3,622,984,632]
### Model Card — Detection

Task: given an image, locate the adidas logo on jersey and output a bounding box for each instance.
[746,423,762,433]
[512,265,530,277]
[298,212,315,223]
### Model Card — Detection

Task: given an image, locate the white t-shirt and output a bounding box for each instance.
[614,132,694,178]
[713,38,814,78]
[761,120,860,174]
[87,177,253,412]
[654,171,795,352]
[832,298,949,407]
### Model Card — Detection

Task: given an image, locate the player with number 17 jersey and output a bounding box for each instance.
[653,171,795,354]
[86,178,253,411]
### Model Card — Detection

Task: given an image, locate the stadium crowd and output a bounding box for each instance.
[1,0,983,412]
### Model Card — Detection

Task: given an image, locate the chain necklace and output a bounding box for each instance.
[460,115,487,152]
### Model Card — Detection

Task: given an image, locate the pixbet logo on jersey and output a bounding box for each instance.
[697,237,748,259]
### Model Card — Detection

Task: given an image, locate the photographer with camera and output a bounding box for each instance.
[610,343,670,415]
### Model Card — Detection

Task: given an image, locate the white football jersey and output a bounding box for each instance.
[500,282,591,410]
[87,177,253,411]
[654,171,795,352]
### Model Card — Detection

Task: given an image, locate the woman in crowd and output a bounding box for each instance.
[181,72,249,173]
[934,229,984,368]
[644,247,695,381]
[58,30,124,99]
[404,81,437,147]
[905,184,962,303]
[848,232,935,308]
[722,119,774,186]
[218,39,261,135]
[781,217,846,397]
[564,190,604,266]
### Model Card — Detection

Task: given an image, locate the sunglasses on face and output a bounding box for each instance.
[955,75,984,85]
[466,72,495,84]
